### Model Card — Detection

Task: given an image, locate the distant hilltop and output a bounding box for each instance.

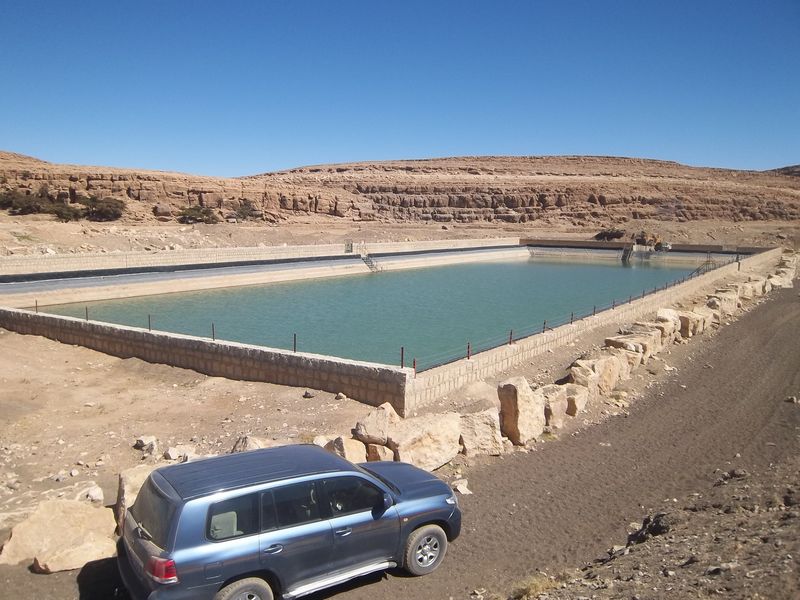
[1,151,799,226]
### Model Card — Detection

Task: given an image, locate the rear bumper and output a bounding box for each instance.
[117,538,152,600]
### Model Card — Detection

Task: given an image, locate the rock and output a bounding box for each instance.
[459,407,503,456]
[0,500,116,573]
[568,361,600,403]
[707,289,739,316]
[497,377,546,445]
[676,310,703,338]
[786,395,799,404]
[163,444,195,461]
[133,435,158,455]
[324,437,367,463]
[115,464,158,532]
[81,484,104,505]
[591,356,622,395]
[302,390,315,398]
[312,434,334,447]
[352,402,401,445]
[539,384,568,429]
[452,478,472,495]
[386,413,461,471]
[564,383,589,416]
[603,347,634,381]
[334,392,347,400]
[152,203,172,217]
[230,435,274,453]
[366,444,394,462]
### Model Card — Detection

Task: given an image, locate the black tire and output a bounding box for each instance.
[403,524,448,576]
[214,577,274,600]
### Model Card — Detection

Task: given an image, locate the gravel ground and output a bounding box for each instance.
[1,288,797,600]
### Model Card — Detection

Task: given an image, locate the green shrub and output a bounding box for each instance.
[78,196,125,221]
[236,198,256,220]
[179,205,219,224]
[0,189,124,221]
[52,204,86,222]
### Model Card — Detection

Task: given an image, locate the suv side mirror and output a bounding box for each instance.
[382,492,393,512]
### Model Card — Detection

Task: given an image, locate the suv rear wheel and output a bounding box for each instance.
[214,577,274,600]
[403,524,448,576]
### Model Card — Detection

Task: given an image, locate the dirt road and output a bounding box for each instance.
[331,287,800,599]
[3,288,799,599]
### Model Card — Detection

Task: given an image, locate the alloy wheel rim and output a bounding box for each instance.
[414,535,440,567]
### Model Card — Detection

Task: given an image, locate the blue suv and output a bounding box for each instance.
[117,444,461,599]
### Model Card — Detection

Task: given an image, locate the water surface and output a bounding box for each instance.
[45,259,692,369]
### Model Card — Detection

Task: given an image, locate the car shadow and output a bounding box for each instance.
[306,568,412,599]
[77,558,129,600]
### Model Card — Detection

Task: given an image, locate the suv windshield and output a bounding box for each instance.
[358,465,401,495]
[129,478,177,549]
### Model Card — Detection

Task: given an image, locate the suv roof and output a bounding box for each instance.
[156,444,359,500]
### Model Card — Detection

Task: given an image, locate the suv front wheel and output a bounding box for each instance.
[214,577,274,600]
[403,524,448,576]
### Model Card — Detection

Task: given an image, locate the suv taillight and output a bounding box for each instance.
[146,556,179,584]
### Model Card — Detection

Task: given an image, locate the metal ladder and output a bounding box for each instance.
[362,254,380,273]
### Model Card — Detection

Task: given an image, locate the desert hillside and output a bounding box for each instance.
[2,152,799,227]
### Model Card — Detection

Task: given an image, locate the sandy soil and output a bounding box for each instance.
[0,282,797,599]
[0,214,798,259]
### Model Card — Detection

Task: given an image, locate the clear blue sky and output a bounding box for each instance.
[1,1,798,176]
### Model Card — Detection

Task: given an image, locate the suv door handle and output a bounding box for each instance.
[263,544,283,554]
[334,527,352,537]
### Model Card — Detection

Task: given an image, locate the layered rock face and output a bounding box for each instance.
[2,152,799,225]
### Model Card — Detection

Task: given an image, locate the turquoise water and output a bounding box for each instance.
[45,260,692,369]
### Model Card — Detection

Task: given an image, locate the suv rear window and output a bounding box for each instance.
[130,478,177,549]
[208,494,259,541]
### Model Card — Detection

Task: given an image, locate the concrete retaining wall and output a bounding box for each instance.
[405,248,783,412]
[0,237,520,276]
[0,308,415,415]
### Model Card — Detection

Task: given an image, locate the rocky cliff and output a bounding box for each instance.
[2,152,799,226]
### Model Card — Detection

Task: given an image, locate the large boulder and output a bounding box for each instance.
[564,383,589,416]
[603,347,633,381]
[116,464,158,532]
[0,500,116,573]
[675,310,703,338]
[626,324,664,353]
[324,437,368,463]
[353,402,401,445]
[589,356,622,396]
[366,444,394,462]
[497,378,546,445]
[459,407,503,456]
[604,334,655,363]
[568,361,600,403]
[538,384,569,429]
[386,413,461,471]
[707,289,739,315]
[692,305,717,329]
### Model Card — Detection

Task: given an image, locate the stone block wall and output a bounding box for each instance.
[0,309,414,415]
[405,248,783,411]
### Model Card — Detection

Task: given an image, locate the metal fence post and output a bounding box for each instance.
[35,299,38,313]
[508,330,513,345]
[148,314,151,331]
[85,306,89,321]
[293,333,297,353]
[467,342,471,360]
[570,312,574,324]
[413,358,417,378]
[400,346,404,368]
[542,320,546,333]
[212,322,216,341]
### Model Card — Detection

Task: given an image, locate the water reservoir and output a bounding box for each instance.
[43,258,693,369]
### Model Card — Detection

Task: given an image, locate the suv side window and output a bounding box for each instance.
[323,477,383,517]
[207,493,259,541]
[274,481,321,528]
